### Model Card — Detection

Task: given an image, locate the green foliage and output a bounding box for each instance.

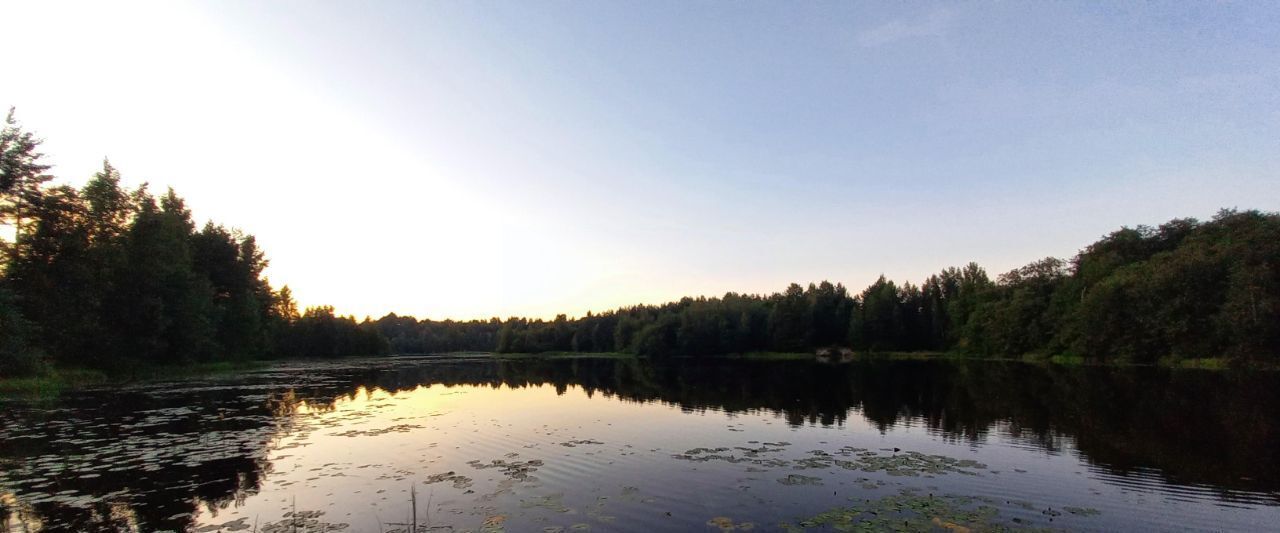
[0,108,53,249]
[0,285,44,377]
[191,223,273,360]
[1,110,1277,371]
[374,312,484,354]
[0,110,390,375]
[275,306,389,358]
[769,283,812,352]
[482,213,1280,366]
[6,186,98,363]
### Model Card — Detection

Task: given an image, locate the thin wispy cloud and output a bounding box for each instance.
[856,7,954,47]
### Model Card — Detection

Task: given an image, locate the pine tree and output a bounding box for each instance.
[0,108,53,255]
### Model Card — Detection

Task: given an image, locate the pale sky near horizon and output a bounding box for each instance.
[1,1,1277,320]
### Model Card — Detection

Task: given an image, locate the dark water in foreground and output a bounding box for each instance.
[1,356,1278,532]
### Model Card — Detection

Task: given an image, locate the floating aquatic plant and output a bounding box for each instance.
[777,474,824,486]
[780,491,1081,532]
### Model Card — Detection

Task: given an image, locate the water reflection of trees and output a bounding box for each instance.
[0,383,296,532]
[2,358,1276,531]
[342,358,1279,500]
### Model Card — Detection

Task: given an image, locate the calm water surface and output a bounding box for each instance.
[1,356,1277,532]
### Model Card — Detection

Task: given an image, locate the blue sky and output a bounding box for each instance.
[2,1,1277,319]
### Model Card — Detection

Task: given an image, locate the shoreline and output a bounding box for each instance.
[4,351,1271,400]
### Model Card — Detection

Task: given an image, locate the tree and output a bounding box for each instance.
[275,285,299,322]
[191,224,274,360]
[769,283,811,352]
[0,108,53,254]
[82,159,135,243]
[0,284,42,377]
[809,281,852,347]
[5,186,97,364]
[105,190,214,366]
[633,314,679,357]
[850,276,900,351]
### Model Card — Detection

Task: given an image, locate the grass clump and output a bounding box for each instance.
[0,360,265,400]
[0,367,107,399]
[491,351,633,360]
[737,352,814,360]
[1163,357,1231,370]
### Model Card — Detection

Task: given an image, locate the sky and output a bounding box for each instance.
[1,1,1277,320]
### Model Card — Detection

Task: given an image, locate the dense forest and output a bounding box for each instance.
[373,208,1279,366]
[0,110,387,377]
[485,210,1279,365]
[2,110,1278,378]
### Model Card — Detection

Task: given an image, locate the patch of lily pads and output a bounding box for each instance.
[424,471,475,489]
[467,458,545,481]
[707,516,756,531]
[558,439,604,447]
[777,474,824,486]
[256,510,350,533]
[781,490,1101,532]
[331,423,423,437]
[673,442,987,478]
[519,493,570,513]
[783,491,1016,532]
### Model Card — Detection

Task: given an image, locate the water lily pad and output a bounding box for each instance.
[1064,506,1101,516]
[777,474,823,486]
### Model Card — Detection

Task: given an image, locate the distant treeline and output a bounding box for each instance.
[365,207,1280,365]
[0,110,387,377]
[373,314,502,354]
[480,210,1279,364]
[3,110,1279,376]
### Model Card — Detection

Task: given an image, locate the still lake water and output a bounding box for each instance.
[1,356,1277,532]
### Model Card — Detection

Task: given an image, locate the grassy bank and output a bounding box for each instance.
[725,351,956,362]
[489,351,633,360]
[482,350,1267,370]
[1019,352,1257,369]
[0,367,109,397]
[1162,357,1233,370]
[733,350,1260,370]
[0,360,269,399]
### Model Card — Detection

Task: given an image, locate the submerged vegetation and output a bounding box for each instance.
[2,109,1279,382]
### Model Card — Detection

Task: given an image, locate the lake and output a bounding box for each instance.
[1,356,1277,532]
